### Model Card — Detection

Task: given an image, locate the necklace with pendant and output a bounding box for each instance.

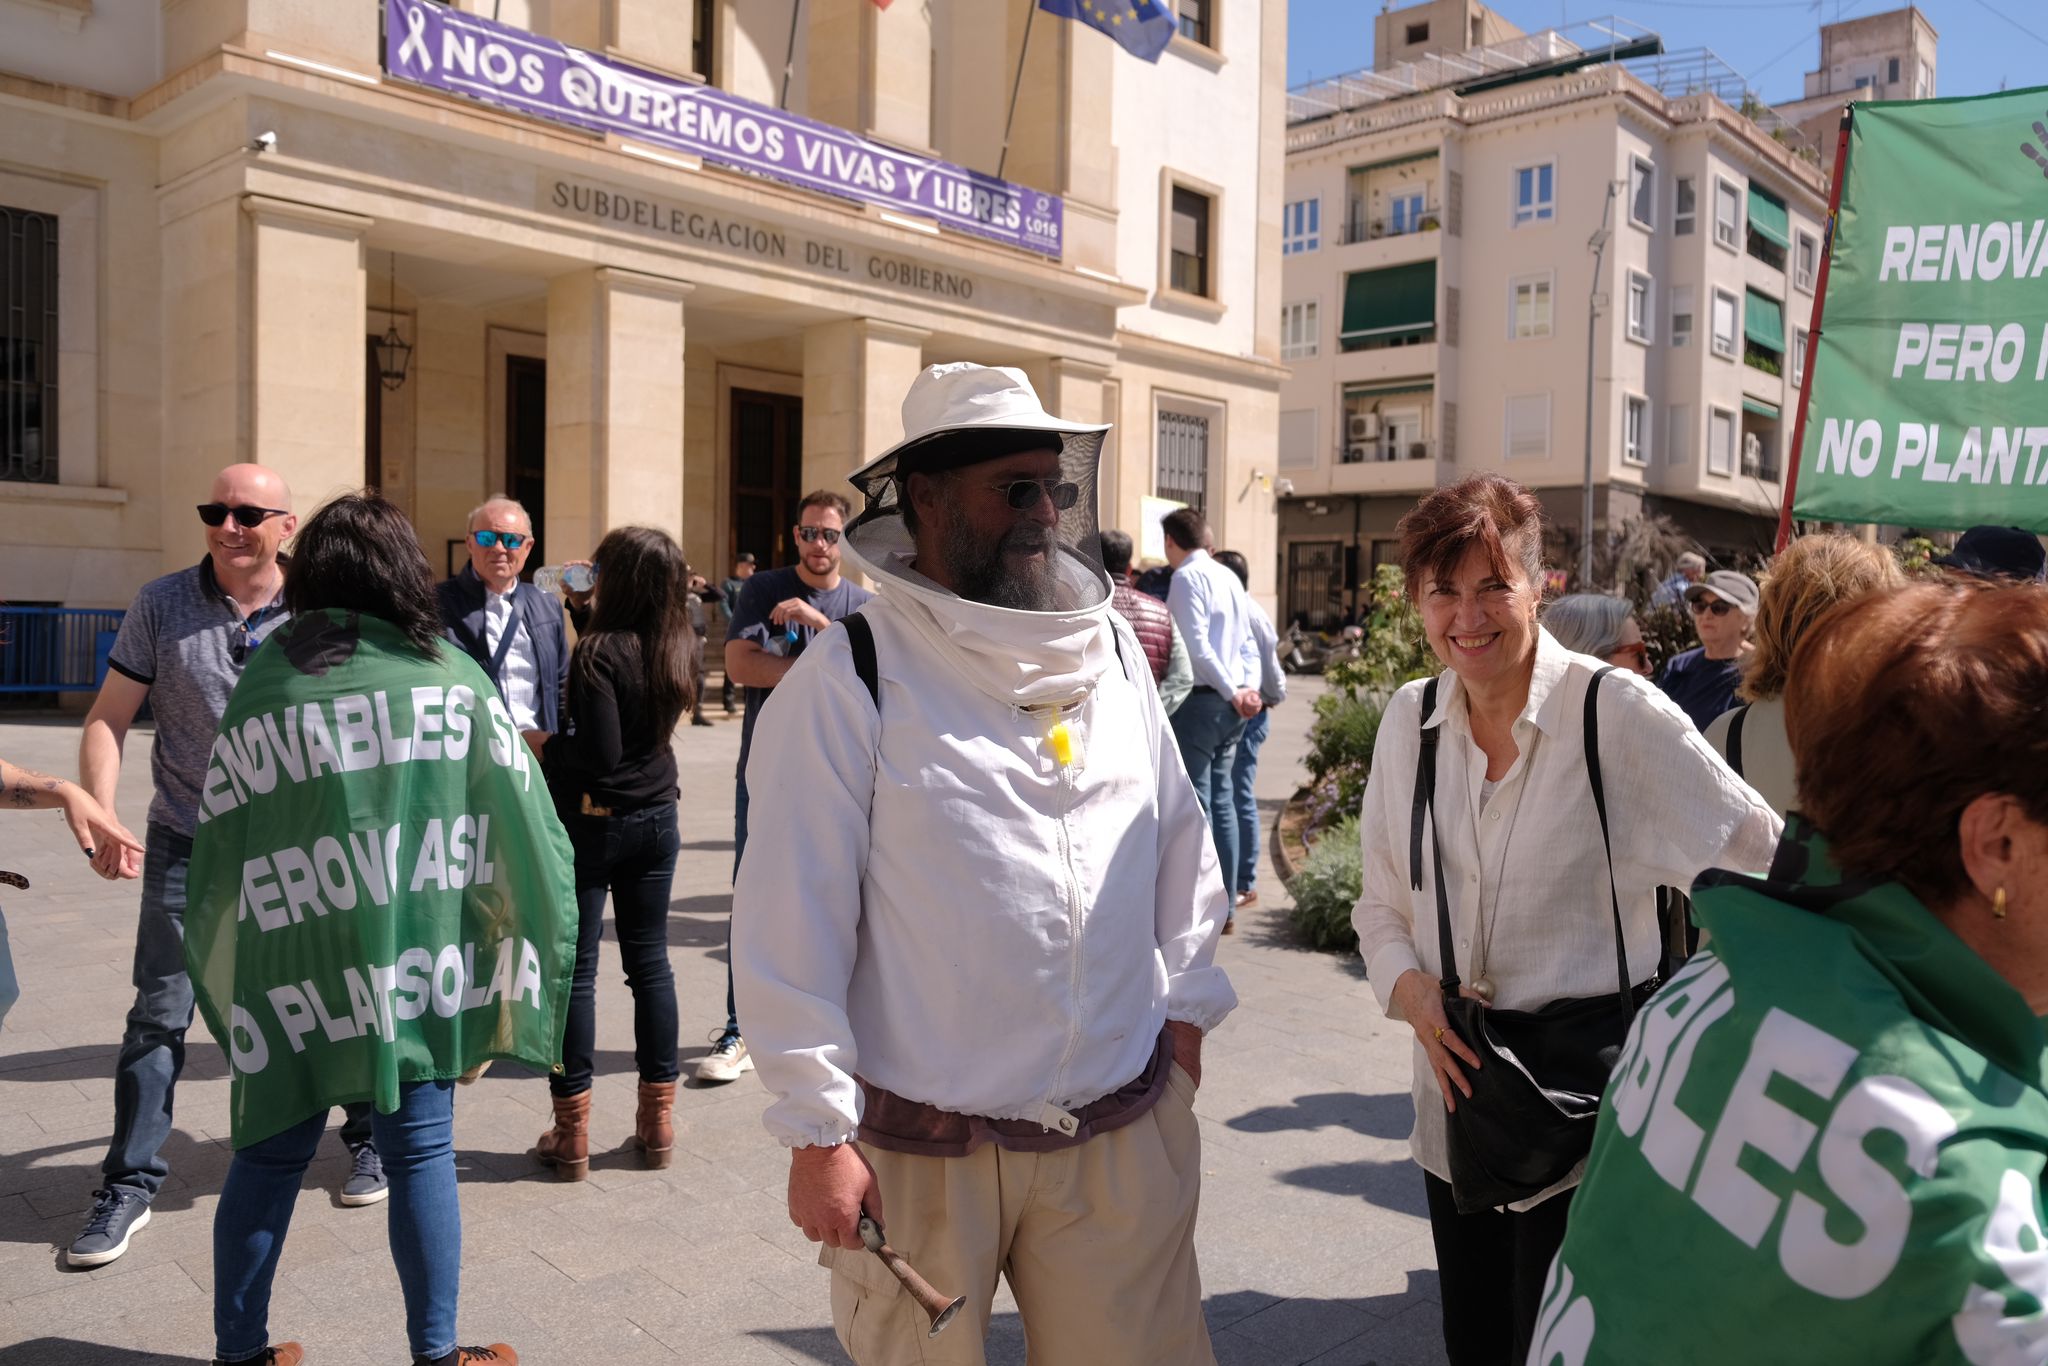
[1469,731,1539,1006]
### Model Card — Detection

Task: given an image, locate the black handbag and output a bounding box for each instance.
[1409,666,1648,1214]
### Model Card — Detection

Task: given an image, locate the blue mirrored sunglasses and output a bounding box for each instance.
[472,530,527,550]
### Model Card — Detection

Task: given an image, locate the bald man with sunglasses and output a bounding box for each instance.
[69,464,387,1271]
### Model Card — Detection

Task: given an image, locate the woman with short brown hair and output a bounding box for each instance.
[1542,580,2048,1364]
[1350,475,1779,1364]
[1702,534,1903,816]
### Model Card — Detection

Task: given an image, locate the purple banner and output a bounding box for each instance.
[382,0,1063,258]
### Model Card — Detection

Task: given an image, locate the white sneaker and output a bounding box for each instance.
[694,1032,754,1084]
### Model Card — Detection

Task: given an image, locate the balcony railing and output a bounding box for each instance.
[0,607,124,693]
[1339,437,1434,465]
[1340,206,1443,245]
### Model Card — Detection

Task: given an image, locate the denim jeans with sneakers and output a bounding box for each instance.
[103,824,369,1203]
[214,1080,460,1363]
[1170,689,1246,899]
[718,776,752,1043]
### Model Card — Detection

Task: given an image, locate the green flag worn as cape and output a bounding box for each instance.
[185,610,577,1147]
[1534,823,2048,1365]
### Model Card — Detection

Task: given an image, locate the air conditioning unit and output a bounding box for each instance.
[1348,411,1380,441]
[1346,443,1375,464]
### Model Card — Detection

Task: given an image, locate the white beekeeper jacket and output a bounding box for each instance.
[732,517,1238,1150]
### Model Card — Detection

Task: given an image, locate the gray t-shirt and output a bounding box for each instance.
[106,560,290,837]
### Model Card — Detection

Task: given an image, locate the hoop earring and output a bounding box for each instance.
[1993,887,2009,920]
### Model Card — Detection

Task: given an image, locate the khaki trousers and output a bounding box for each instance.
[823,1064,1216,1366]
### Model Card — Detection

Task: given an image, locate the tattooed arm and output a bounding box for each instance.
[0,758,144,877]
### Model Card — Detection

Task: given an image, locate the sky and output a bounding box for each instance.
[1285,0,2048,106]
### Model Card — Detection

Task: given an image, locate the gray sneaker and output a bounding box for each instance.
[340,1143,389,1207]
[67,1187,150,1268]
[694,1031,754,1084]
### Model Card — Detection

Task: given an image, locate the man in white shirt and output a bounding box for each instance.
[1162,507,1263,907]
[733,364,1236,1366]
[435,496,569,737]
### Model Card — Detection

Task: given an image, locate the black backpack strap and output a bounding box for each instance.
[842,611,879,712]
[1583,666,1636,1020]
[1725,703,1749,780]
[1408,677,1461,996]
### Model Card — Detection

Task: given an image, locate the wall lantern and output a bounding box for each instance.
[373,251,412,391]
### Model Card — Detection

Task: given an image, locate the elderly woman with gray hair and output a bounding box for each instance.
[1540,594,1652,676]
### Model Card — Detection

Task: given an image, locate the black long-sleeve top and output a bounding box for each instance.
[541,632,679,813]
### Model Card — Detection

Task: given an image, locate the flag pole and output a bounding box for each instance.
[996,0,1042,181]
[1775,106,1854,553]
[779,0,806,110]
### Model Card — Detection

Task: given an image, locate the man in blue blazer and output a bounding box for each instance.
[435,496,569,736]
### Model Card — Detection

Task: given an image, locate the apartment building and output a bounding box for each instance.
[0,0,1288,634]
[1275,3,1829,627]
[1773,6,1937,149]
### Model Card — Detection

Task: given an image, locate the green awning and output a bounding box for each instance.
[1745,289,1785,354]
[1343,382,1434,401]
[1340,262,1436,341]
[1747,181,1790,250]
[1742,396,1781,420]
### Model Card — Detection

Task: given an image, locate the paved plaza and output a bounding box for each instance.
[0,680,1446,1366]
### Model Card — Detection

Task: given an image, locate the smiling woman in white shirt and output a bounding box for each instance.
[1350,474,1780,1366]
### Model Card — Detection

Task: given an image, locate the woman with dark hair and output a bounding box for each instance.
[528,525,697,1179]
[1349,475,1779,1364]
[1544,581,2048,1363]
[191,492,571,1366]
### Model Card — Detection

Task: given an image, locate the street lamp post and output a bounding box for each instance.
[1581,180,1621,588]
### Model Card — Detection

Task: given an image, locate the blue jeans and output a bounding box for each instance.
[1171,690,1247,899]
[214,1081,459,1363]
[717,776,751,1043]
[553,801,682,1096]
[1231,708,1271,895]
[104,824,369,1200]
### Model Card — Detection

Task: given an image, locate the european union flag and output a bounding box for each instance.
[1038,0,1177,64]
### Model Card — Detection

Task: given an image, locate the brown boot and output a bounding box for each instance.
[535,1090,590,1181]
[631,1080,676,1169]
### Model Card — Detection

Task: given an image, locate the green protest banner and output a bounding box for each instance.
[184,610,577,1147]
[1793,90,2048,533]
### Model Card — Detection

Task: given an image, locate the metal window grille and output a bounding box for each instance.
[1156,410,1209,511]
[1286,541,1343,630]
[2,205,59,485]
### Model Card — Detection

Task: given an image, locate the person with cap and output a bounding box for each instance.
[1651,550,1708,609]
[1657,568,1759,732]
[732,362,1236,1366]
[1935,525,2048,583]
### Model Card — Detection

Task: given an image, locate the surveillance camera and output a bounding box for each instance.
[1274,478,1296,498]
[248,131,277,153]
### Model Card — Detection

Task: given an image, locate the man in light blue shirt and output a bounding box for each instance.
[1161,508,1262,920]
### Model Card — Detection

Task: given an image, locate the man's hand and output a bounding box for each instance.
[770,599,831,634]
[788,1142,883,1251]
[1232,688,1265,720]
[1165,1019,1204,1089]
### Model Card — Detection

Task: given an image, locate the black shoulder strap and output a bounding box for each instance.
[1725,703,1749,780]
[842,611,879,711]
[1408,678,1461,996]
[1583,667,1637,1020]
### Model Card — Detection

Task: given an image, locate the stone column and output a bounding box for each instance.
[998,3,1116,273]
[800,319,930,498]
[544,267,693,560]
[806,0,933,153]
[161,195,370,570]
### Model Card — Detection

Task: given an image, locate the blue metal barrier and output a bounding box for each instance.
[0,607,125,693]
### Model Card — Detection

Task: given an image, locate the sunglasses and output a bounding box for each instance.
[987,478,1081,512]
[1690,598,1738,617]
[471,530,528,550]
[794,526,842,546]
[197,503,288,529]
[1609,641,1650,667]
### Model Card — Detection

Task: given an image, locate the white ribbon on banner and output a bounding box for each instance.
[396,2,433,72]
